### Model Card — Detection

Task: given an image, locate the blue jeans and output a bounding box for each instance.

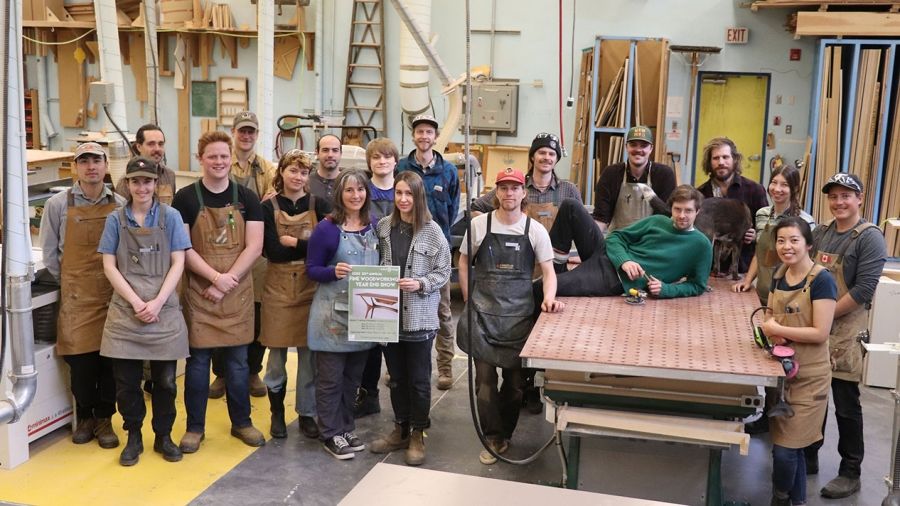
[184,346,252,433]
[264,347,317,417]
[383,335,434,429]
[773,444,807,504]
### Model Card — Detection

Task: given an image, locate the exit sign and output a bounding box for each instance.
[726,27,749,44]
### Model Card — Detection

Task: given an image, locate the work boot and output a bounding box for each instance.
[153,434,182,462]
[268,387,287,439]
[299,416,319,439]
[437,370,453,390]
[94,418,120,449]
[179,431,205,453]
[119,431,143,466]
[353,387,381,418]
[249,373,267,398]
[770,491,790,506]
[208,376,226,399]
[820,475,861,499]
[370,423,410,454]
[523,387,542,415]
[478,438,509,465]
[71,417,96,444]
[405,429,425,466]
[231,425,265,447]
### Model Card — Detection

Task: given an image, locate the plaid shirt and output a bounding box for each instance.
[470,174,582,213]
[376,217,451,333]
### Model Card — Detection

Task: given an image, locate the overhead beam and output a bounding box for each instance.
[796,11,900,36]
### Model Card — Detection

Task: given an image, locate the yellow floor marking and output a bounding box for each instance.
[0,352,298,506]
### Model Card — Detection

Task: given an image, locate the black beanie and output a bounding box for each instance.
[529,133,562,161]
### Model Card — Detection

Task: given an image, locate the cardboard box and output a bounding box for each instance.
[865,270,900,387]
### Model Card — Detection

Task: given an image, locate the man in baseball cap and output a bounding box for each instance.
[593,125,676,234]
[39,140,126,449]
[804,171,886,500]
[457,165,564,465]
[397,113,460,389]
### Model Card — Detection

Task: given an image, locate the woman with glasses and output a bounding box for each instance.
[259,150,331,440]
[369,171,451,466]
[306,168,379,459]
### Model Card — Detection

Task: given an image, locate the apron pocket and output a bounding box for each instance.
[331,296,350,328]
[830,336,863,375]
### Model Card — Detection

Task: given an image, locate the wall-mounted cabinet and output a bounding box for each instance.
[585,36,670,204]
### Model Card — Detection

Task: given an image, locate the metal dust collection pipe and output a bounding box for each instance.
[0,0,38,425]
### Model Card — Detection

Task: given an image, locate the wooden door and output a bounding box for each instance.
[692,73,770,185]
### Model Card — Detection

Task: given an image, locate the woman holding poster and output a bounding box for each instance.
[369,171,451,466]
[306,168,378,460]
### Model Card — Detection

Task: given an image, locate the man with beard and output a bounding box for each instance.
[593,126,676,233]
[397,114,460,391]
[115,124,178,204]
[309,134,343,202]
[696,137,767,273]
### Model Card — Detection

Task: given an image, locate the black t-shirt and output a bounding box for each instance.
[262,193,332,262]
[172,180,264,228]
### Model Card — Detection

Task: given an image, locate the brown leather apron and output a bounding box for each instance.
[526,202,558,279]
[101,205,189,360]
[233,172,268,303]
[183,182,255,348]
[259,196,319,348]
[768,263,831,449]
[813,221,877,382]
[608,164,655,232]
[754,219,780,305]
[156,185,174,206]
[56,191,118,356]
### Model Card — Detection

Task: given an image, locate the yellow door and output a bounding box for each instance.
[693,74,769,185]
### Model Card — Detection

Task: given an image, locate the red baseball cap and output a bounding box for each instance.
[495,167,525,185]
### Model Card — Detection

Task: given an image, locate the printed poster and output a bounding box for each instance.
[348,265,400,343]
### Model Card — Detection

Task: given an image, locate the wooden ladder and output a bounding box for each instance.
[342,0,385,145]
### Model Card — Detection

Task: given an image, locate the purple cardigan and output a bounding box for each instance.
[306,217,375,283]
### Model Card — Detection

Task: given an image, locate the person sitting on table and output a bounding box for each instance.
[537,185,712,299]
[762,217,837,506]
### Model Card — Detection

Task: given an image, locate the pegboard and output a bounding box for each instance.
[521,279,784,383]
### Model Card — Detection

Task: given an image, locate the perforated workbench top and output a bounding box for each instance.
[520,279,785,386]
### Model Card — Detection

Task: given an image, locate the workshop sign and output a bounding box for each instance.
[726,27,749,44]
[348,265,400,343]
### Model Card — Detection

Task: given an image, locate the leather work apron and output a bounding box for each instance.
[526,202,558,279]
[259,196,319,348]
[813,221,877,383]
[56,191,118,356]
[233,171,268,303]
[768,264,831,449]
[183,182,254,348]
[458,212,536,369]
[754,218,780,305]
[101,204,188,360]
[608,164,655,233]
[306,223,378,353]
[156,184,174,205]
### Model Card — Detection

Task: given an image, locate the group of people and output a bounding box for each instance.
[40,112,886,503]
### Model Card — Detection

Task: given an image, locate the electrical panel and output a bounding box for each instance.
[468,82,518,134]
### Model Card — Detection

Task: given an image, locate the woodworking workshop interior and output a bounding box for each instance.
[3,0,900,505]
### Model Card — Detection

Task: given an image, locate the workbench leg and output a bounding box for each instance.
[566,434,581,490]
[707,448,723,506]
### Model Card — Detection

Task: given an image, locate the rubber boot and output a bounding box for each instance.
[405,429,425,466]
[268,385,287,439]
[119,431,143,466]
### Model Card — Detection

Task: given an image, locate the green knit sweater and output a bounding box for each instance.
[605,215,713,299]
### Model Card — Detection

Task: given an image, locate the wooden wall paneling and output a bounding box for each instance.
[129,32,149,104]
[56,29,86,128]
[178,38,192,171]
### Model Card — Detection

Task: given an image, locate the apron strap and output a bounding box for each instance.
[66,188,75,207]
[523,215,531,236]
[272,195,281,213]
[119,206,128,229]
[193,180,205,209]
[309,194,316,213]
[157,202,167,230]
[473,212,494,263]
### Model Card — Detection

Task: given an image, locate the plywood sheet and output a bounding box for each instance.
[128,32,149,103]
[56,29,85,128]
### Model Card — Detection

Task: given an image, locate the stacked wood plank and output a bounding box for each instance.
[570,48,594,192]
[202,2,235,30]
[881,90,900,224]
[811,46,841,222]
[847,49,883,218]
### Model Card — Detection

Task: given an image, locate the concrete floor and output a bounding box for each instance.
[191,289,896,506]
